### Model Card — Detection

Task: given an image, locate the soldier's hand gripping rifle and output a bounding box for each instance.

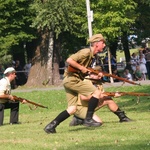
[87,67,141,86]
[67,65,141,86]
[13,95,48,109]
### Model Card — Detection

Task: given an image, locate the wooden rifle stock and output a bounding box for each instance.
[68,65,80,73]
[87,67,141,86]
[13,95,48,109]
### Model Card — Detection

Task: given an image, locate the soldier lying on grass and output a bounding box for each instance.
[69,66,132,126]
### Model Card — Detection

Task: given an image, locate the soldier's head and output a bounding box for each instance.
[4,67,16,81]
[88,34,106,54]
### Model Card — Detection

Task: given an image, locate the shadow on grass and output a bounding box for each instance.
[69,126,101,132]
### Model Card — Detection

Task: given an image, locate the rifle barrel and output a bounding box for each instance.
[104,92,150,97]
[87,67,141,86]
[13,95,48,109]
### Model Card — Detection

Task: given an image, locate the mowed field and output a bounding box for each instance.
[0,84,150,150]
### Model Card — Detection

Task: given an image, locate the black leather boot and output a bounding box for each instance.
[83,112,101,127]
[44,120,59,134]
[114,110,132,123]
[69,115,84,126]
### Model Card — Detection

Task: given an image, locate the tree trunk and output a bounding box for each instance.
[109,39,118,58]
[26,31,61,87]
[121,31,131,70]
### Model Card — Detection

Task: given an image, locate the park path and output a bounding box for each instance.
[12,80,150,93]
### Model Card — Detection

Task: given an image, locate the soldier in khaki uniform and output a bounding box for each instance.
[44,34,106,134]
[69,66,132,126]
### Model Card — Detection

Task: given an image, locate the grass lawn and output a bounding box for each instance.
[0,85,150,150]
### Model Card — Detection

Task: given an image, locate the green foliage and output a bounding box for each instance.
[0,55,12,67]
[0,0,149,66]
[134,1,150,41]
[31,0,82,38]
[140,0,150,5]
[0,0,36,56]
[91,0,138,41]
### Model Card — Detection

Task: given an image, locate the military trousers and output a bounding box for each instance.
[0,101,19,125]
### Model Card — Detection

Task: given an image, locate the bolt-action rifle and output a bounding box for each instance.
[87,67,141,86]
[13,95,48,109]
[103,91,150,97]
[103,91,150,104]
[67,65,141,86]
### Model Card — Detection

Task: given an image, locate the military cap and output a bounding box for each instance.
[4,67,16,75]
[88,34,105,43]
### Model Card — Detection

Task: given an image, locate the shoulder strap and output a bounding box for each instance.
[81,48,93,68]
[78,48,93,80]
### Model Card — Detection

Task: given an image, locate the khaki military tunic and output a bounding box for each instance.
[75,79,104,119]
[63,48,97,107]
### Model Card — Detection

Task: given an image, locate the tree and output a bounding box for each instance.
[1,0,149,87]
[91,0,137,61]
[27,0,139,86]
[26,0,82,86]
[0,0,36,62]
[134,0,150,46]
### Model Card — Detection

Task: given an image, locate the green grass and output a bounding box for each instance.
[0,85,150,150]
